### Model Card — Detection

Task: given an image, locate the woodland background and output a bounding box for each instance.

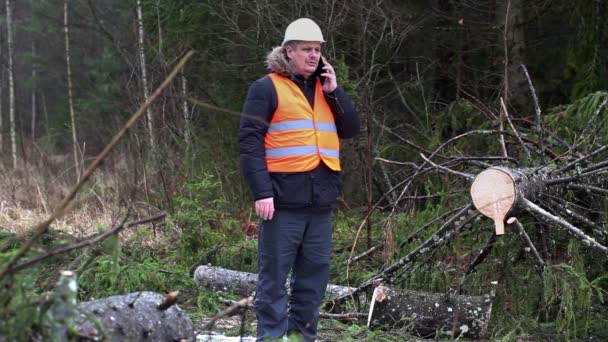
[1,0,607,340]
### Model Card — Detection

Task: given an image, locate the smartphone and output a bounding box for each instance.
[315,57,327,85]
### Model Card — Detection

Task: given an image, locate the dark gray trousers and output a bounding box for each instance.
[255,208,333,342]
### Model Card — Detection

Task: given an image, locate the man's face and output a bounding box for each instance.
[286,41,321,79]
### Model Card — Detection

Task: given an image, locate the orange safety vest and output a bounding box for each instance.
[265,73,341,172]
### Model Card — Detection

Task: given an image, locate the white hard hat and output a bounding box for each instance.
[282,18,325,46]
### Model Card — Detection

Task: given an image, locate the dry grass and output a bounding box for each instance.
[0,201,116,238]
[0,148,150,239]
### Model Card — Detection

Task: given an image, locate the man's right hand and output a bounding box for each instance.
[255,197,275,221]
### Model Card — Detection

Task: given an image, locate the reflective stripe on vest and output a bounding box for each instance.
[265,73,341,172]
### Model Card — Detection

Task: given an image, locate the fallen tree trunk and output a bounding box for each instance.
[367,285,492,339]
[38,271,195,341]
[194,265,356,299]
[471,166,608,253]
[76,291,195,341]
[195,266,493,337]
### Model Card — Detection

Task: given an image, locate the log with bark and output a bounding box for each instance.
[194,265,492,338]
[327,91,608,338]
[76,291,195,341]
[367,285,492,339]
[194,265,357,299]
[470,166,608,253]
[331,151,608,309]
[42,271,195,341]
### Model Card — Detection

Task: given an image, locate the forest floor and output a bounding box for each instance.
[0,202,462,341]
[194,313,432,342]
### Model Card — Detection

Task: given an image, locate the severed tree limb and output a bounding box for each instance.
[546,166,608,186]
[319,312,368,321]
[455,230,498,296]
[347,242,385,265]
[522,198,608,254]
[568,183,608,196]
[580,159,608,174]
[464,232,499,277]
[420,153,475,180]
[330,204,475,308]
[158,291,180,311]
[0,51,194,281]
[203,296,253,331]
[448,156,522,167]
[578,96,608,145]
[544,193,606,217]
[375,157,420,168]
[217,297,367,322]
[507,217,545,274]
[545,199,606,242]
[552,144,608,175]
[399,206,467,249]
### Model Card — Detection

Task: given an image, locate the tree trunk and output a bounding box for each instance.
[499,0,528,110]
[471,166,608,253]
[42,92,50,145]
[31,41,37,139]
[136,0,155,151]
[182,72,191,154]
[194,265,357,299]
[64,0,80,179]
[5,0,17,168]
[367,285,492,339]
[194,266,491,337]
[76,292,195,341]
[45,271,195,341]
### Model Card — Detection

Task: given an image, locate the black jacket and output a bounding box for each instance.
[239,47,360,209]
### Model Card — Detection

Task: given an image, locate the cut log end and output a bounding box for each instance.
[471,168,517,235]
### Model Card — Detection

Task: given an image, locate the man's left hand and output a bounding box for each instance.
[321,59,338,93]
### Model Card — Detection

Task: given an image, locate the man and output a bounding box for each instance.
[239,18,360,341]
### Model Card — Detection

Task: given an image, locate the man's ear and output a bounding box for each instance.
[284,46,294,59]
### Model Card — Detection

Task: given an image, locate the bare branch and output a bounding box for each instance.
[523,198,608,254]
[500,97,532,161]
[508,217,545,274]
[203,296,253,331]
[420,153,475,180]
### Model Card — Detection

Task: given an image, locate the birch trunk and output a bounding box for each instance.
[42,92,50,144]
[194,265,357,299]
[31,42,37,139]
[5,0,17,168]
[136,0,155,151]
[181,73,191,153]
[64,0,80,179]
